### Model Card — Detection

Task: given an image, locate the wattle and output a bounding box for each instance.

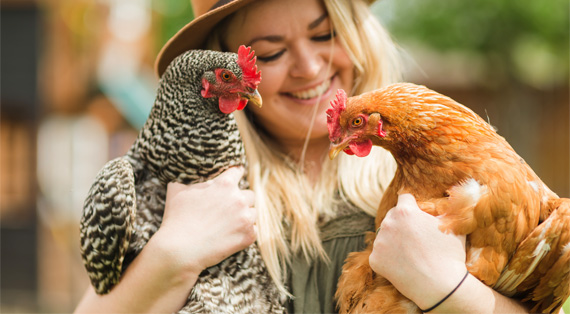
[348,139,372,157]
[219,96,241,114]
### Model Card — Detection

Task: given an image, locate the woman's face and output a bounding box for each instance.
[223,0,354,149]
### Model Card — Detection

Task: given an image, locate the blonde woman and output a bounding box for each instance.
[75,0,531,312]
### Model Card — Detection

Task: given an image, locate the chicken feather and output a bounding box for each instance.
[327,83,570,313]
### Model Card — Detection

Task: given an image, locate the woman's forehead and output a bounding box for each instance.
[223,0,329,41]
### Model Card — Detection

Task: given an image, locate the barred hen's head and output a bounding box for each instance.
[327,83,494,159]
[160,45,262,115]
[200,45,262,114]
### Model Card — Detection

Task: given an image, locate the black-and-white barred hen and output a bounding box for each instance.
[80,45,286,313]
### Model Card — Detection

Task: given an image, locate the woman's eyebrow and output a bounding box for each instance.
[247,35,283,47]
[308,13,328,30]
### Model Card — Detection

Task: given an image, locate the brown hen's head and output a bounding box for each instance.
[326,87,387,158]
[201,45,262,114]
[327,83,494,159]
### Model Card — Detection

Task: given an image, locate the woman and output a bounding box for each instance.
[75,0,531,312]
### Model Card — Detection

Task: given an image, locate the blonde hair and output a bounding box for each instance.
[208,0,400,295]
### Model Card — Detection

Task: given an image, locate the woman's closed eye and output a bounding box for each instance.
[311,30,335,42]
[257,49,286,63]
[255,29,335,63]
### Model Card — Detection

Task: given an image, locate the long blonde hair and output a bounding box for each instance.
[209,0,401,295]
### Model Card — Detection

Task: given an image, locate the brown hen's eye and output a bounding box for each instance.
[352,117,363,127]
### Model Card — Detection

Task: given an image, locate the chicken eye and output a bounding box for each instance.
[352,117,364,127]
[221,71,232,81]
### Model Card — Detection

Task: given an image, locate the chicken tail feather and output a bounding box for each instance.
[495,198,570,313]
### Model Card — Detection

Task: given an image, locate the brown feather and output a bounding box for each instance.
[495,198,570,313]
[330,83,570,313]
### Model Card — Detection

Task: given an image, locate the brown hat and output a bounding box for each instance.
[155,0,375,77]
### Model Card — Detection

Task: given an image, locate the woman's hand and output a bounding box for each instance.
[368,193,530,313]
[369,193,467,310]
[155,166,258,274]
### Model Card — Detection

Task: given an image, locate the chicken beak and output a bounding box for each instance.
[328,143,346,160]
[241,89,262,108]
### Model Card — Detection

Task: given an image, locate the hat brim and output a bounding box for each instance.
[155,0,256,77]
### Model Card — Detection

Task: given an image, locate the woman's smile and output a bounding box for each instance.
[284,74,335,102]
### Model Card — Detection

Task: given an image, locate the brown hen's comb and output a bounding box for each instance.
[237,45,262,89]
[326,89,347,141]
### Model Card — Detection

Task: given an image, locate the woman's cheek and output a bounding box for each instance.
[256,63,283,96]
[333,44,355,91]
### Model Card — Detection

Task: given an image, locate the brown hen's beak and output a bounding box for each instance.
[241,89,262,108]
[328,142,347,160]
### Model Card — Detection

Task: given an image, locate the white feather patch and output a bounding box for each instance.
[466,247,483,268]
[527,180,540,193]
[562,241,570,255]
[452,178,488,207]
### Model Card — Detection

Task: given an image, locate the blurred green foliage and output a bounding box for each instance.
[373,0,569,88]
[152,0,194,52]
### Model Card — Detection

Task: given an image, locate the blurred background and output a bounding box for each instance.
[0,0,568,312]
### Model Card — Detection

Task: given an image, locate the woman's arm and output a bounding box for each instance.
[74,233,201,313]
[74,167,258,313]
[369,193,530,313]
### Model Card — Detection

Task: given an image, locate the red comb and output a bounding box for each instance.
[237,45,262,89]
[326,89,347,141]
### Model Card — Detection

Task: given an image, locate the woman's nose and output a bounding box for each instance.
[289,43,323,79]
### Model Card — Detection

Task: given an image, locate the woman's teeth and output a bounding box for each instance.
[289,78,332,100]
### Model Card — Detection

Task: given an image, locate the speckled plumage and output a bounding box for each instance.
[80,48,286,313]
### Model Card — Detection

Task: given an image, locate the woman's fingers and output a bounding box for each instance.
[158,167,257,271]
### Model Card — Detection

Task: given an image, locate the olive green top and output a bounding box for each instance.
[285,210,375,314]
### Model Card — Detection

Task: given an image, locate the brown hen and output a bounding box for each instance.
[327,83,570,313]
